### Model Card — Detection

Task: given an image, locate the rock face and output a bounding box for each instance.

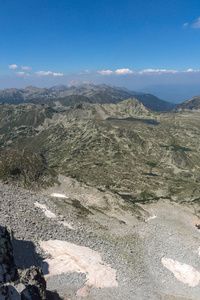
[0,226,17,285]
[0,226,46,300]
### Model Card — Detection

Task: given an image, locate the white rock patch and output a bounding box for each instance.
[76,286,89,297]
[34,202,57,219]
[40,240,118,289]
[145,215,157,222]
[161,257,200,287]
[58,221,74,230]
[50,193,68,198]
[34,202,74,230]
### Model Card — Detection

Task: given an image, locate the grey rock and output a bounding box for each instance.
[0,226,46,299]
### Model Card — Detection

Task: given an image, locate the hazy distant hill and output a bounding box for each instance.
[0,86,58,104]
[0,81,177,111]
[135,93,177,111]
[173,95,200,111]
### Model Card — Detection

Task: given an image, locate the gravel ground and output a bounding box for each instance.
[1,179,200,300]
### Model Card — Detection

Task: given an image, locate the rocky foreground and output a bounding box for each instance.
[1,176,200,299]
[0,225,47,299]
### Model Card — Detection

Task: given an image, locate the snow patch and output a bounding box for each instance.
[34,202,74,230]
[76,286,89,297]
[34,202,57,219]
[145,215,157,222]
[40,240,118,289]
[50,193,68,198]
[161,257,200,287]
[58,221,74,230]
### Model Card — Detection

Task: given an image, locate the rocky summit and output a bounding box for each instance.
[1,93,200,299]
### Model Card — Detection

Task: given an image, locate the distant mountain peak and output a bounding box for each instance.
[66,80,81,88]
[66,80,99,88]
[82,80,94,85]
[25,85,41,91]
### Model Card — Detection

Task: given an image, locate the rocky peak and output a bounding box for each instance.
[0,226,46,299]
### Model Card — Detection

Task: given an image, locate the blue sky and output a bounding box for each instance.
[1,0,200,102]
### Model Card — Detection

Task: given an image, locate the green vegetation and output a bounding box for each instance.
[0,148,57,189]
[140,191,157,201]
[71,199,93,217]
[146,162,157,168]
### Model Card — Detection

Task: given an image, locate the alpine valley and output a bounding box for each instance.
[1,81,200,300]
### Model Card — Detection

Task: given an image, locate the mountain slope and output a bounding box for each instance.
[0,147,57,189]
[1,86,200,300]
[0,99,200,202]
[173,95,200,111]
[135,93,177,111]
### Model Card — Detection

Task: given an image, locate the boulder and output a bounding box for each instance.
[0,226,46,299]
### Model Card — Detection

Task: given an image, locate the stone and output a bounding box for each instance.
[0,226,47,299]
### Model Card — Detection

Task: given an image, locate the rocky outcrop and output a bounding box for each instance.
[171,149,191,169]
[0,226,17,285]
[0,226,46,299]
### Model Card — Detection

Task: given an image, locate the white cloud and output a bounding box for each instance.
[139,69,178,74]
[183,22,188,28]
[139,68,200,74]
[191,17,200,28]
[115,68,134,75]
[96,67,200,76]
[98,70,114,75]
[8,64,18,69]
[84,70,91,74]
[185,68,200,72]
[21,66,32,71]
[16,72,25,76]
[35,71,63,77]
[78,69,92,75]
[97,68,133,75]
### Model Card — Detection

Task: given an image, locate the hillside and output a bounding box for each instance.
[135,93,177,111]
[174,95,200,111]
[1,98,200,299]
[0,99,200,202]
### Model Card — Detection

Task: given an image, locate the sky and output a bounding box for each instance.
[1,0,200,102]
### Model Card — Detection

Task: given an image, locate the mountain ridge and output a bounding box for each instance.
[173,95,200,111]
[0,81,177,111]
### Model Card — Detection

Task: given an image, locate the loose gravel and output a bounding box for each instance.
[1,180,200,300]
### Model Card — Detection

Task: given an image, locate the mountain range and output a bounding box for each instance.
[0,81,177,111]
